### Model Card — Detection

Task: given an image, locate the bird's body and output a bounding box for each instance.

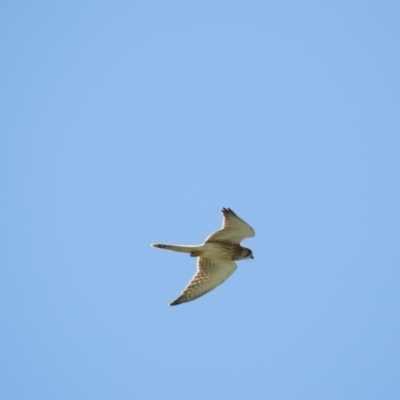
[152,241,252,261]
[152,207,255,306]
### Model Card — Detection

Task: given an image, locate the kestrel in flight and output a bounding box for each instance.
[152,207,255,306]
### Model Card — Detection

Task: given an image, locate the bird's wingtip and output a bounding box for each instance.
[221,207,235,215]
[169,296,184,306]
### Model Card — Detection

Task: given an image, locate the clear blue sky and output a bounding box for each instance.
[1,1,399,399]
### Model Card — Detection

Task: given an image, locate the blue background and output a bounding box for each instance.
[2,1,399,399]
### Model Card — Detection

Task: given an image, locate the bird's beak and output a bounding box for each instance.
[251,255,254,259]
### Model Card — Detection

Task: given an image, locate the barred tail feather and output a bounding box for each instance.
[151,243,203,254]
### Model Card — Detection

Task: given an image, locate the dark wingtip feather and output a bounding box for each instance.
[169,298,182,306]
[221,207,235,215]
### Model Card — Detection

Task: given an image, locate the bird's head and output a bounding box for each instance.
[241,246,254,260]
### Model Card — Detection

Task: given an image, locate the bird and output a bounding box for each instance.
[151,207,255,306]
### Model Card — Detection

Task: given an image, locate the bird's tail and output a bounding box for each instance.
[151,243,204,256]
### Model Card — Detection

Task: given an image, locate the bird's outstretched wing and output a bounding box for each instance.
[205,207,255,244]
[169,258,237,306]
